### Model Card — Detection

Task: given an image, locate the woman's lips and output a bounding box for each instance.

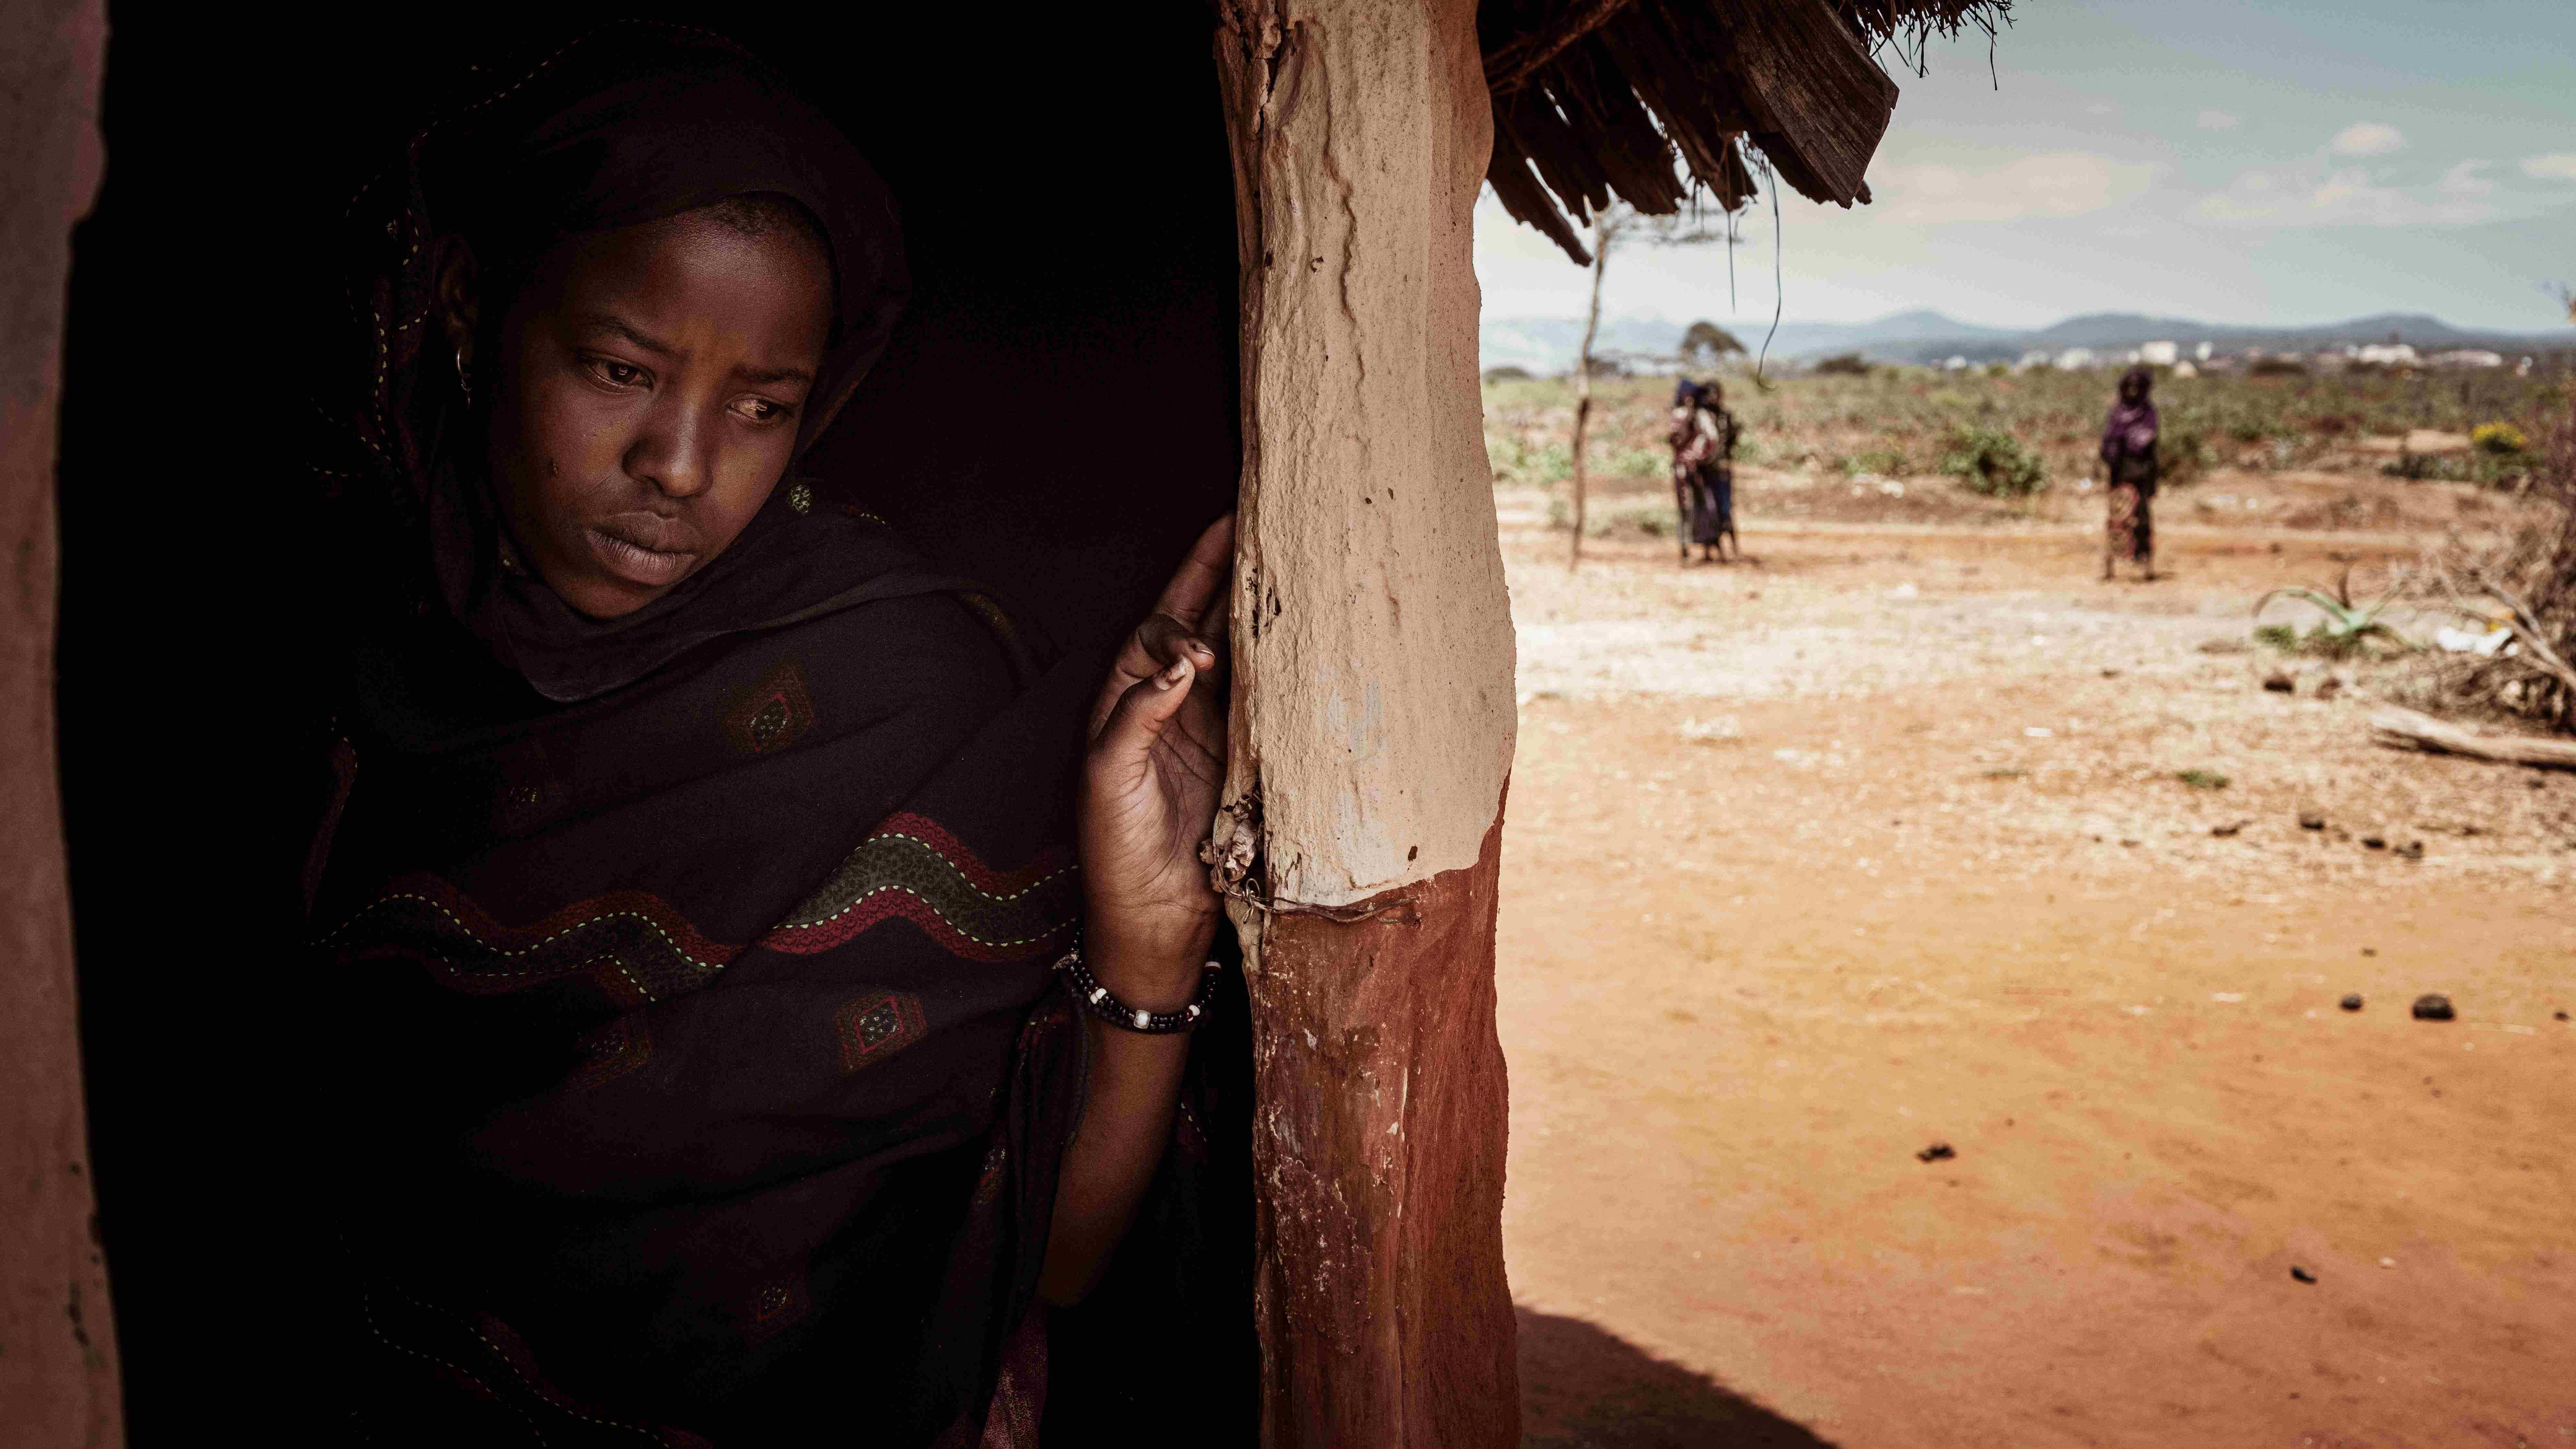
[585,514,701,588]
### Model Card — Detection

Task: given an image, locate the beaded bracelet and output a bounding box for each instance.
[1054,942,1221,1033]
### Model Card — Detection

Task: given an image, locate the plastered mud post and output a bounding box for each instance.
[0,0,122,1442]
[1215,2,1519,1443]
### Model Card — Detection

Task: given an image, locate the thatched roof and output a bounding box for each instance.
[1479,0,2010,262]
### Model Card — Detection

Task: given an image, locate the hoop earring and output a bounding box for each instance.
[454,347,473,408]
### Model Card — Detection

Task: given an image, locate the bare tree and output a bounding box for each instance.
[1567,202,1736,568]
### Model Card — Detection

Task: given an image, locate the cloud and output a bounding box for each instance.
[2330,122,2405,157]
[2197,110,2239,131]
[1875,153,2153,224]
[2439,160,2495,198]
[2196,162,2493,227]
[2524,153,2576,181]
[2085,102,2116,116]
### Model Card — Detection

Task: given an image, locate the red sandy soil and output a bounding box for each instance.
[1495,477,2576,1448]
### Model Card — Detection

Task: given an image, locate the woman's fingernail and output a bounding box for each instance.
[1159,659,1191,689]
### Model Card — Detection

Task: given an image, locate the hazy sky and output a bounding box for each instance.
[1473,0,2576,331]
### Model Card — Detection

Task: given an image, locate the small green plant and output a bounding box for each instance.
[1839,445,1912,476]
[2251,567,2413,658]
[1548,495,1674,538]
[2471,420,2527,455]
[1607,446,1670,480]
[1938,424,2046,497]
[1489,436,1573,486]
[2176,769,2231,790]
[2381,451,2463,482]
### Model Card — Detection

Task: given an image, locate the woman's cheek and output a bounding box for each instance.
[521,374,635,488]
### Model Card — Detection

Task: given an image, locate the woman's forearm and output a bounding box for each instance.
[1035,949,1198,1306]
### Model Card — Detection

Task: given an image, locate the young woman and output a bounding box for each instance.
[1669,379,1740,564]
[2100,365,2161,581]
[307,27,1234,1445]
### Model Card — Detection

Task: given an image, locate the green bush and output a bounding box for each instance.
[1814,353,1872,376]
[2159,425,2208,485]
[1938,424,2047,497]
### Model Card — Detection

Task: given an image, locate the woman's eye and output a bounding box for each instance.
[587,357,648,388]
[729,396,791,424]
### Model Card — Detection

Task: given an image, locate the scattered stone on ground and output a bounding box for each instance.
[2412,994,2457,1021]
[2264,670,2296,693]
[1495,493,2576,1448]
[2290,1266,2318,1284]
[1916,1143,1956,1164]
[2299,811,2327,830]
[2340,994,2365,1011]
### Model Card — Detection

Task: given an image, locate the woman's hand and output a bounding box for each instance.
[1078,515,1235,1009]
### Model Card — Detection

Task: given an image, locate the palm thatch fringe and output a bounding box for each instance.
[1480,0,2011,262]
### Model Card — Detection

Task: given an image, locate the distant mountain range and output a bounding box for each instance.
[1478,308,2576,373]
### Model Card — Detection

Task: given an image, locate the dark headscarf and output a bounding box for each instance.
[328,22,916,701]
[2101,364,2158,464]
[430,25,907,461]
[1672,377,1703,408]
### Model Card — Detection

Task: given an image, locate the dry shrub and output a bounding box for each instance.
[2395,383,2576,734]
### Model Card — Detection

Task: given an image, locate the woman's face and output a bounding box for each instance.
[477,210,833,619]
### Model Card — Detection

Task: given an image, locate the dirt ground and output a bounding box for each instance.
[1496,467,2576,1448]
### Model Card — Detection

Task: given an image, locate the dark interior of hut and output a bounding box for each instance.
[54,8,1247,1434]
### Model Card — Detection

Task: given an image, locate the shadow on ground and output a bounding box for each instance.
[1519,1307,1835,1449]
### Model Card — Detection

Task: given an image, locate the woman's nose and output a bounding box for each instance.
[627,397,712,499]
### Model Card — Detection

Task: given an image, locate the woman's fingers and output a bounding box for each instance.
[1150,515,1236,624]
[1112,602,1224,700]
[1093,655,1198,768]
[1093,514,1236,735]
[1137,613,1219,673]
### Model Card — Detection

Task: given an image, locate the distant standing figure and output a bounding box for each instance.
[2100,365,2159,581]
[1669,379,1741,564]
